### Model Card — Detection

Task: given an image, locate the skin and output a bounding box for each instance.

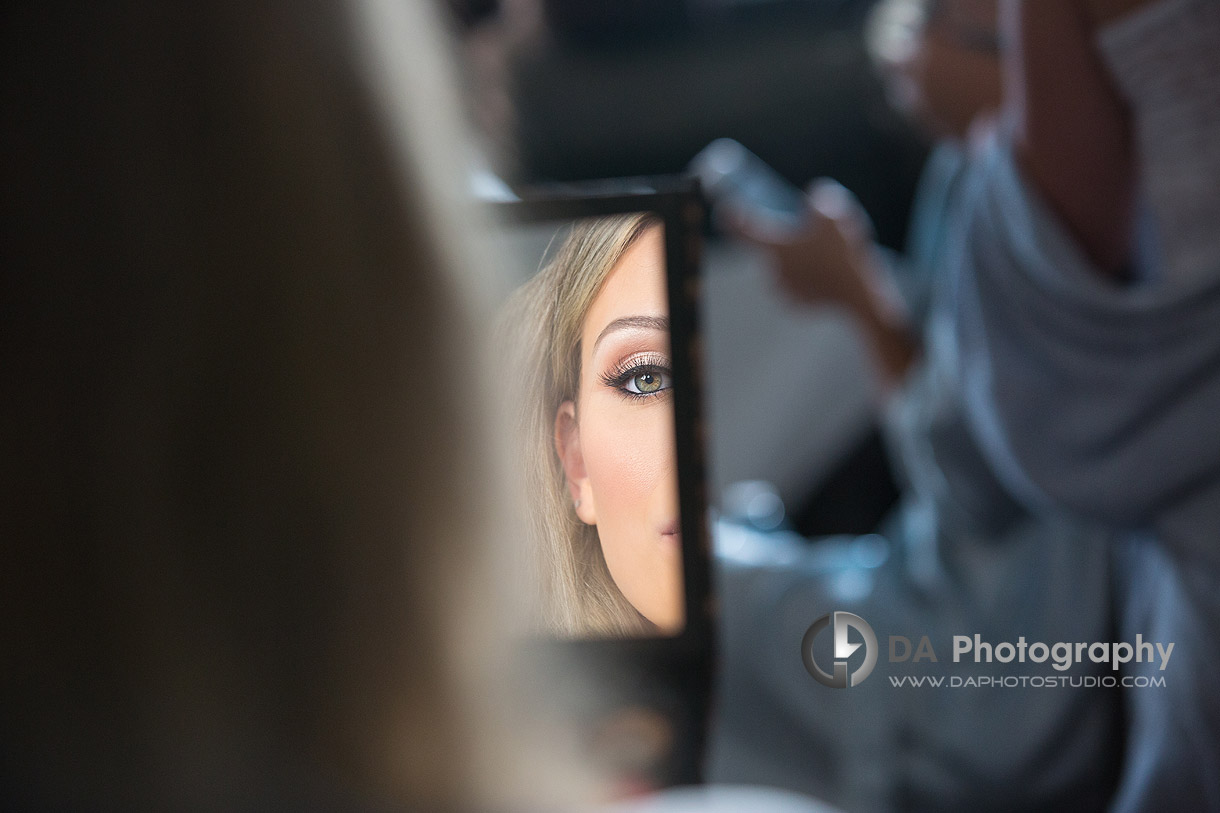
[1004,0,1148,278]
[1081,0,1156,26]
[553,225,685,634]
[884,0,1003,142]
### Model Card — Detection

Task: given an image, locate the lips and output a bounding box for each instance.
[660,519,680,538]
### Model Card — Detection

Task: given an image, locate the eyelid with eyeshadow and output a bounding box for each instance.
[599,351,672,398]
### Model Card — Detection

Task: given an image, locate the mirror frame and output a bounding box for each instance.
[491,177,712,655]
[491,176,714,786]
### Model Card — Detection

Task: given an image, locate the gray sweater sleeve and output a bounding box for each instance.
[949,139,1220,550]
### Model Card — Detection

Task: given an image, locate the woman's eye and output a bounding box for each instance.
[622,368,669,395]
[600,355,672,398]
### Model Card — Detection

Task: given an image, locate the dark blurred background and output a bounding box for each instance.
[460,0,928,250]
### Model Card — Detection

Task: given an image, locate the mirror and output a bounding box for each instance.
[491,186,707,641]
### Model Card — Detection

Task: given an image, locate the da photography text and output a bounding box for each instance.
[802,612,1175,689]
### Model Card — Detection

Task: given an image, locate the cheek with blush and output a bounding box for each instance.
[579,389,683,633]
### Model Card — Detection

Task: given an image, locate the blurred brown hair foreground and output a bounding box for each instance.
[0,0,545,808]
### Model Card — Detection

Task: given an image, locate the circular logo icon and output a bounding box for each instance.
[802,611,878,688]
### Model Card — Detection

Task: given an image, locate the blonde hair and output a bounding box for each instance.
[1,0,560,807]
[500,214,662,637]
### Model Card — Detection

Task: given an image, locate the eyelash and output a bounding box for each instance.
[600,352,672,400]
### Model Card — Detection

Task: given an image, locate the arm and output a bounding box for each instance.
[1003,0,1137,277]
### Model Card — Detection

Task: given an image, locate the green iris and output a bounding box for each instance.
[634,372,662,394]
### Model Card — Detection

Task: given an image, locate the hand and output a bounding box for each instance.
[727,178,920,384]
[727,178,878,314]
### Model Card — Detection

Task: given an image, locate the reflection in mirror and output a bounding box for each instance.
[497,214,685,639]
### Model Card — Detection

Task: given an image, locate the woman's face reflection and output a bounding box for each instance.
[555,225,684,633]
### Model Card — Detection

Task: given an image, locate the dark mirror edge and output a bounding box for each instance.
[491,175,714,787]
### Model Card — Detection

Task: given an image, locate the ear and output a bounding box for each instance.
[554,400,596,525]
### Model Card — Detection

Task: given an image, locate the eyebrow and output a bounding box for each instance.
[592,315,669,355]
